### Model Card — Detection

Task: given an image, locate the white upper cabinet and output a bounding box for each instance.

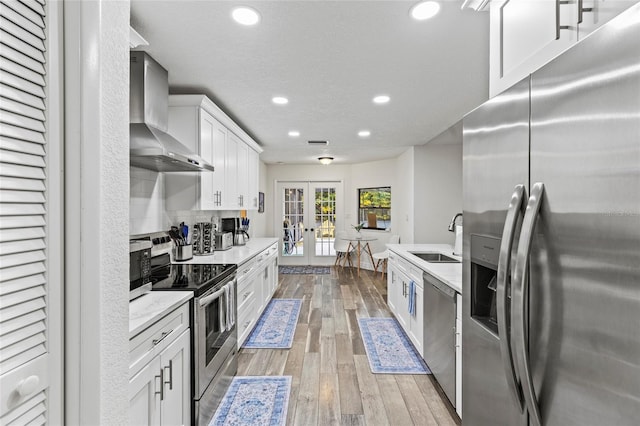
[248,148,259,210]
[235,134,249,209]
[490,0,637,97]
[577,0,638,38]
[166,95,262,211]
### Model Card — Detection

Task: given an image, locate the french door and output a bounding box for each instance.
[276,181,343,266]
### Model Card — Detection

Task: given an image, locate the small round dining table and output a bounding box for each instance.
[340,236,377,277]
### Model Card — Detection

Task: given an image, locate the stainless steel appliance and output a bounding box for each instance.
[222,217,249,246]
[462,7,640,425]
[129,51,214,172]
[129,240,152,300]
[221,217,238,235]
[141,232,238,425]
[423,270,456,407]
[213,232,233,251]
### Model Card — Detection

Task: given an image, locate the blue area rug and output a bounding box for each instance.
[358,317,430,374]
[278,265,330,274]
[243,299,302,348]
[209,376,291,426]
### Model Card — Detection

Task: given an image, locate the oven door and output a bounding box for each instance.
[193,277,237,399]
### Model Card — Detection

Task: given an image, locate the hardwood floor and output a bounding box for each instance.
[237,267,461,426]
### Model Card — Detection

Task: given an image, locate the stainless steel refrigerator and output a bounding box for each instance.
[462,5,640,426]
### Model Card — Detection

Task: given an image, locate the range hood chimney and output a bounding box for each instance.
[129,52,214,172]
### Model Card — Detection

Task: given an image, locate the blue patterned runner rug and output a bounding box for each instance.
[278,265,330,274]
[358,317,430,374]
[209,376,291,426]
[243,299,302,348]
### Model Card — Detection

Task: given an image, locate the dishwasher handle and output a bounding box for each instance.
[423,272,456,299]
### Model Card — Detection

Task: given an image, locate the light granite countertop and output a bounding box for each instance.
[129,291,193,339]
[173,237,279,265]
[386,243,462,294]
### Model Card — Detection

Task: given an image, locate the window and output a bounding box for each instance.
[358,187,391,230]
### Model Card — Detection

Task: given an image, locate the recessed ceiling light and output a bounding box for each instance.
[288,130,300,137]
[272,96,289,105]
[373,95,390,104]
[410,1,441,21]
[358,130,371,137]
[232,7,260,26]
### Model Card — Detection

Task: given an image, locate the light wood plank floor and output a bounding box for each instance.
[237,267,461,426]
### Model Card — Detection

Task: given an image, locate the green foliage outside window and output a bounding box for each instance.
[358,187,391,230]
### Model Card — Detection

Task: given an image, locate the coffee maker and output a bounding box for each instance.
[222,217,249,246]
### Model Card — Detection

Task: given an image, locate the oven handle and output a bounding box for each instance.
[198,285,227,308]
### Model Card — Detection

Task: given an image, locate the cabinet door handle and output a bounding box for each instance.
[155,368,164,401]
[556,0,571,39]
[164,360,173,390]
[577,0,593,24]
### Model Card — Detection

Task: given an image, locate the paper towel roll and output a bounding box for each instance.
[453,226,463,256]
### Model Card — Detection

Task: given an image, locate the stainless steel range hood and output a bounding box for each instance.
[130,51,214,172]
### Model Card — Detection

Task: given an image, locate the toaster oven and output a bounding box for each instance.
[214,232,233,251]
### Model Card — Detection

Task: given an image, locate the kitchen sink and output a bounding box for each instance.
[409,252,461,263]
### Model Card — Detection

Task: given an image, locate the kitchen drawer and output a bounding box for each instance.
[129,302,190,378]
[237,283,256,313]
[397,256,423,286]
[236,258,257,283]
[237,295,257,345]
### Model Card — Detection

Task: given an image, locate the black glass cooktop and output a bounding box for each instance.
[150,254,237,297]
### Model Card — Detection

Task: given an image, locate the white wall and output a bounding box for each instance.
[64,1,130,424]
[248,159,269,237]
[265,158,406,269]
[413,121,463,245]
[395,147,415,245]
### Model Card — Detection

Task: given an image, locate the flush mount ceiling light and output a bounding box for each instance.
[272,96,289,105]
[410,1,441,20]
[373,95,390,104]
[232,7,261,26]
[318,156,334,165]
[358,130,371,137]
[288,130,300,137]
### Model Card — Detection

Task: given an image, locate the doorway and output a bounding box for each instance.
[276,181,343,265]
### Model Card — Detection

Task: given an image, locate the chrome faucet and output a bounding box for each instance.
[448,213,463,232]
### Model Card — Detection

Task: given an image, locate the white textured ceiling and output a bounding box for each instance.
[130,1,490,165]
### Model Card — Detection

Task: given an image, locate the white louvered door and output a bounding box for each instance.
[0,0,59,424]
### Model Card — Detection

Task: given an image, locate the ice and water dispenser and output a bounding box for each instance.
[470,234,502,335]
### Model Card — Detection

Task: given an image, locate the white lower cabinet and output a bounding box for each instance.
[387,250,462,416]
[129,303,191,426]
[237,242,280,346]
[387,254,425,356]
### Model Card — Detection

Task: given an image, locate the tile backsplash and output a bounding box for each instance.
[130,167,169,235]
[130,166,257,237]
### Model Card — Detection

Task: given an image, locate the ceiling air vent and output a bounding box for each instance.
[307,140,329,146]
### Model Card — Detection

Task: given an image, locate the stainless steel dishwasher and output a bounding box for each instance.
[423,270,457,407]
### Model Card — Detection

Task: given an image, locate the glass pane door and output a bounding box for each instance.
[313,184,336,259]
[282,186,305,258]
[277,181,343,265]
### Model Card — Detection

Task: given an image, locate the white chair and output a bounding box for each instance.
[334,231,354,267]
[372,234,400,277]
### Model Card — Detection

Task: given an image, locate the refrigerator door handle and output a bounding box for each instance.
[513,182,545,426]
[497,184,526,411]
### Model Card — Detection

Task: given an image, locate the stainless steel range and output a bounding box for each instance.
[133,232,238,425]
